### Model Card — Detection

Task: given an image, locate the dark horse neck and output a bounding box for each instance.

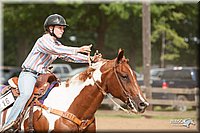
[67,85,105,120]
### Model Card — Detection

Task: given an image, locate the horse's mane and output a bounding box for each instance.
[76,56,130,83]
[79,67,95,81]
[65,59,106,87]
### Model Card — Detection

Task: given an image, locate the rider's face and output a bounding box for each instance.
[53,25,65,38]
[49,25,65,38]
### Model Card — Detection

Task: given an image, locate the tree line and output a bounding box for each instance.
[3,2,199,71]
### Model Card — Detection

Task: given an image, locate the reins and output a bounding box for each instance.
[113,61,133,98]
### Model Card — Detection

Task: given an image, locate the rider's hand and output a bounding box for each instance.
[77,44,92,54]
[91,53,102,63]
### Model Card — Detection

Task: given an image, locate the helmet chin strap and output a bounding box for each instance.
[50,26,58,39]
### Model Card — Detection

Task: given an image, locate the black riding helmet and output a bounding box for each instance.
[44,14,69,31]
[44,14,69,38]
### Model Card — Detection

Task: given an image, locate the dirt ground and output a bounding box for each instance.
[95,110,199,132]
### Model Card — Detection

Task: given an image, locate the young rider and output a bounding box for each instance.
[0,14,96,131]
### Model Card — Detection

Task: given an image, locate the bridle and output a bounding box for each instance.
[91,59,136,113]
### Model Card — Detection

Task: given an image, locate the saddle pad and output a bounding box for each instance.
[39,81,59,104]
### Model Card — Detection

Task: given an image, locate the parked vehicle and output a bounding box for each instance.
[51,64,72,81]
[134,71,144,86]
[0,66,21,85]
[63,67,88,81]
[137,68,165,86]
[151,67,199,111]
[137,67,198,111]
[152,67,199,89]
[150,68,165,79]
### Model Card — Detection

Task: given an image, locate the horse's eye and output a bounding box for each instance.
[121,74,129,80]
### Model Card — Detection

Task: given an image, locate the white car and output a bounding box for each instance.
[51,64,72,81]
[64,67,88,81]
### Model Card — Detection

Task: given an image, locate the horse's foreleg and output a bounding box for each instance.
[54,117,79,132]
[24,110,49,133]
[85,119,96,133]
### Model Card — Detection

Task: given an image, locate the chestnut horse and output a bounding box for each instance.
[4,49,149,132]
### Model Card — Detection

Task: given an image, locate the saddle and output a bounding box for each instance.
[1,73,59,98]
[0,73,60,131]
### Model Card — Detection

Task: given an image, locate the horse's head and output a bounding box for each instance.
[101,49,149,113]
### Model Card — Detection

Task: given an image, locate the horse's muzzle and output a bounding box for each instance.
[127,98,149,113]
[138,101,149,113]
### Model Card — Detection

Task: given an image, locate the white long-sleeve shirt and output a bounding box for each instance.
[22,34,88,74]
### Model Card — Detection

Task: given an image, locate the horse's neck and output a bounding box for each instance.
[67,62,108,119]
[67,85,104,119]
[44,61,108,120]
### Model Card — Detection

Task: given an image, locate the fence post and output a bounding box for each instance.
[0,2,2,68]
[142,1,152,110]
[195,87,199,113]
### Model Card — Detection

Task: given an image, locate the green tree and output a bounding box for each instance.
[151,4,198,67]
[3,3,198,70]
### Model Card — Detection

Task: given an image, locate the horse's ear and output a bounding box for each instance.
[117,48,124,63]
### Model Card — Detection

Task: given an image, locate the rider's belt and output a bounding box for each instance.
[22,68,41,76]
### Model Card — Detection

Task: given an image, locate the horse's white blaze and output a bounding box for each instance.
[129,68,134,77]
[129,68,140,93]
[138,93,149,106]
[129,67,149,108]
